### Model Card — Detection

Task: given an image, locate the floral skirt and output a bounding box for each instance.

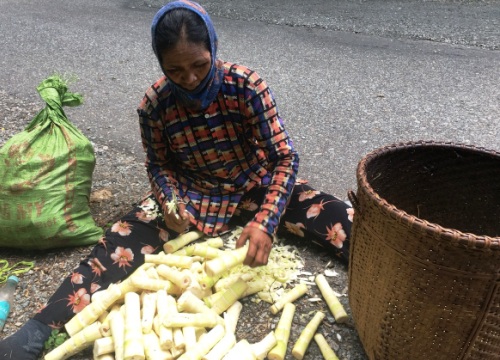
[34,182,353,328]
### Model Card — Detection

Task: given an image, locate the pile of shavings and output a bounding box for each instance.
[222,227,312,304]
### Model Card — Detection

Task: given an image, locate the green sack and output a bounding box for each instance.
[0,76,103,249]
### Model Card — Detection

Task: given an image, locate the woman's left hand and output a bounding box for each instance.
[164,202,191,234]
[236,226,272,267]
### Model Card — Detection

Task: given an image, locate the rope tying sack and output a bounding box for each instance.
[0,260,34,283]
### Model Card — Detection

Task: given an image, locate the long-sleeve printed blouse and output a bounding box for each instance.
[137,62,299,237]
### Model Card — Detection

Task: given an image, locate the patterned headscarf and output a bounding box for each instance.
[151,0,224,110]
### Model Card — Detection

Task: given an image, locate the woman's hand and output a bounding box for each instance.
[164,202,191,233]
[236,226,272,267]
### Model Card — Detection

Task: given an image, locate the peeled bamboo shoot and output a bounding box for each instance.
[250,331,277,360]
[314,274,348,323]
[44,321,103,360]
[65,284,123,337]
[210,278,248,315]
[267,303,296,360]
[163,312,219,328]
[141,292,157,334]
[178,324,225,360]
[164,230,204,253]
[291,311,325,360]
[204,246,248,278]
[110,305,126,360]
[124,292,145,360]
[313,333,339,360]
[270,283,308,315]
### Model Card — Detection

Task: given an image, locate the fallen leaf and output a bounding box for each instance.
[324,269,339,277]
[90,188,113,202]
[308,297,323,302]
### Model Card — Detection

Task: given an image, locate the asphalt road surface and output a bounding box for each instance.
[0,1,499,359]
[1,0,499,198]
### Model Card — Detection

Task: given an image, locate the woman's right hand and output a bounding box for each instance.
[164,202,191,233]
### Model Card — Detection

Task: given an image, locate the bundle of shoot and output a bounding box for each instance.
[44,227,315,360]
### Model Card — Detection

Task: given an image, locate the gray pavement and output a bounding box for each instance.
[0,1,499,359]
[1,0,499,198]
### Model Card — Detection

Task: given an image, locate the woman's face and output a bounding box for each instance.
[160,40,211,91]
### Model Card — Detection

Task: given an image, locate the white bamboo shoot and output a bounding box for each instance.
[45,321,103,360]
[143,331,174,360]
[110,305,125,360]
[178,324,225,360]
[93,337,114,358]
[267,303,296,360]
[313,333,339,360]
[141,292,157,334]
[270,283,308,315]
[291,311,325,360]
[314,274,348,323]
[250,331,277,360]
[222,339,256,360]
[204,246,248,278]
[163,230,204,254]
[124,292,145,360]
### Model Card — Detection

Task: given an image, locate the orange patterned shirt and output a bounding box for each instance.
[138,62,299,237]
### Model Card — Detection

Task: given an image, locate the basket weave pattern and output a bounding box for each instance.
[348,141,500,360]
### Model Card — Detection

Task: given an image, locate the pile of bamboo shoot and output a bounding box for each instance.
[44,230,347,360]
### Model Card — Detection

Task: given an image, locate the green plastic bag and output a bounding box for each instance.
[0,76,103,249]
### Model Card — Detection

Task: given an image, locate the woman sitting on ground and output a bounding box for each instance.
[0,1,353,358]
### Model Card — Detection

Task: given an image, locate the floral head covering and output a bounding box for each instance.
[151,0,224,110]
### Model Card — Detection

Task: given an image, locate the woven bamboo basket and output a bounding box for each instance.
[347,141,500,360]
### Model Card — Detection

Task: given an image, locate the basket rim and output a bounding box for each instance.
[356,140,500,250]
